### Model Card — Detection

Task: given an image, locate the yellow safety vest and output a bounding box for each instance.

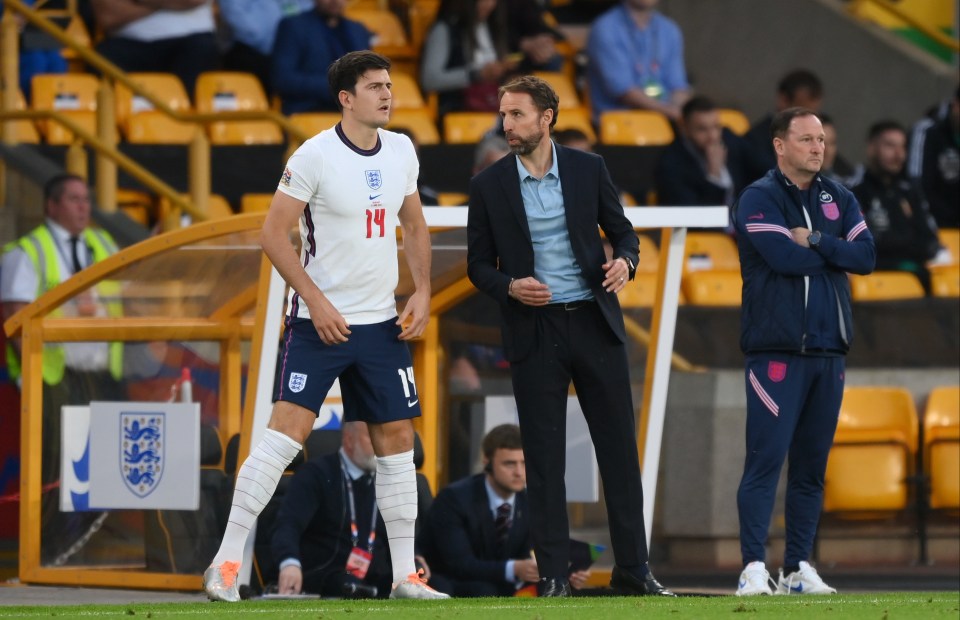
[4,225,123,385]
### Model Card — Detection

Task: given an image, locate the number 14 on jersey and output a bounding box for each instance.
[366,208,385,238]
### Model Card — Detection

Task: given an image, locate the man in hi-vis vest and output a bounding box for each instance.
[1,173,125,564]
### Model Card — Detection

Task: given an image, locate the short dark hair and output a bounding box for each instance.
[867,119,906,142]
[681,95,717,122]
[499,75,559,129]
[552,128,591,145]
[481,424,523,461]
[327,51,391,111]
[777,69,823,102]
[770,107,819,140]
[44,173,86,204]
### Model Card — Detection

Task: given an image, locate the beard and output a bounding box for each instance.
[508,129,544,156]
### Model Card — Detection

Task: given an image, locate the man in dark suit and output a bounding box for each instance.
[466,75,674,598]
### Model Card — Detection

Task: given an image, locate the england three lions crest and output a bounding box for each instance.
[365,170,382,190]
[120,412,164,498]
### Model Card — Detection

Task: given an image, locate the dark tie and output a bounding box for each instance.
[494,502,511,552]
[69,236,83,273]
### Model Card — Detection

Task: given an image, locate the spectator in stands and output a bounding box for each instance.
[473,134,510,174]
[743,69,823,173]
[505,0,564,73]
[420,0,520,118]
[218,0,312,96]
[552,128,593,152]
[421,424,590,596]
[271,0,371,114]
[2,0,68,100]
[655,96,757,215]
[908,86,959,229]
[850,120,942,294]
[89,0,219,97]
[0,173,124,564]
[270,421,433,597]
[817,113,855,185]
[585,0,691,124]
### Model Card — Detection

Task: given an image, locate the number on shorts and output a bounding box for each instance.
[366,208,386,238]
[397,366,417,398]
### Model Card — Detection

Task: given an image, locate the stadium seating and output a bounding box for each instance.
[681,269,742,306]
[935,228,959,266]
[930,265,960,297]
[849,271,925,301]
[389,71,428,112]
[443,111,498,144]
[533,71,583,109]
[552,107,598,143]
[116,188,155,226]
[31,73,98,144]
[718,108,750,135]
[823,386,919,515]
[115,73,196,144]
[437,192,469,206]
[637,234,660,273]
[241,193,274,213]
[924,386,960,512]
[289,112,341,138]
[194,72,282,144]
[388,108,441,145]
[6,89,40,143]
[684,232,740,273]
[619,273,659,307]
[599,110,674,146]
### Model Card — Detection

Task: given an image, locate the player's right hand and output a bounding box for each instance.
[308,296,351,344]
[278,565,303,595]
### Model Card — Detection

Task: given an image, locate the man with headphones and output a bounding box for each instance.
[420,425,589,596]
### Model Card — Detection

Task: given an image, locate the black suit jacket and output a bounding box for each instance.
[466,144,639,362]
[655,129,759,207]
[420,474,532,584]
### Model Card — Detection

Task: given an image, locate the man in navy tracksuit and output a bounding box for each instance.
[732,108,875,596]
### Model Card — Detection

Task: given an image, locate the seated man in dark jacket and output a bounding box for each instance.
[421,424,589,597]
[270,421,431,597]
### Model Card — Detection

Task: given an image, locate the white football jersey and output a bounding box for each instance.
[277,124,419,324]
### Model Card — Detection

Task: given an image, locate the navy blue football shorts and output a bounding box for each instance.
[274,317,421,423]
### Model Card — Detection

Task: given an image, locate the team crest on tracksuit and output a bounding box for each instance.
[365,170,382,190]
[121,413,164,498]
[768,361,787,383]
[289,372,308,393]
[819,191,839,220]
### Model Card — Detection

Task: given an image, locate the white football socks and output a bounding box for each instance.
[375,449,418,582]
[211,429,301,566]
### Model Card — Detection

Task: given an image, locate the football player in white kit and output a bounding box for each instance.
[204,50,448,601]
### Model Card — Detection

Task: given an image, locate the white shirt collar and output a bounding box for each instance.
[339,448,368,481]
[45,218,74,243]
[484,476,516,514]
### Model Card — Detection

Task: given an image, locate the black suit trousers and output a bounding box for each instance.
[509,301,649,577]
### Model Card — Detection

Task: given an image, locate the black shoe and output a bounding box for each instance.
[538,577,571,597]
[610,565,676,596]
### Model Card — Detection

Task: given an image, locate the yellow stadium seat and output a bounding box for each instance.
[618,273,658,307]
[241,193,274,213]
[718,108,750,135]
[823,386,918,514]
[533,72,582,109]
[5,89,40,144]
[116,73,197,144]
[443,112,498,144]
[390,72,427,111]
[931,266,960,297]
[681,269,742,306]
[849,271,925,301]
[924,386,960,511]
[684,232,740,273]
[160,193,234,224]
[599,110,673,146]
[388,109,440,145]
[552,107,597,144]
[345,8,410,47]
[637,235,660,273]
[31,73,98,144]
[290,112,341,138]
[194,72,282,144]
[408,0,440,50]
[437,192,468,206]
[936,228,959,266]
[116,188,155,226]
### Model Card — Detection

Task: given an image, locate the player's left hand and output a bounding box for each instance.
[602,258,630,293]
[397,288,430,340]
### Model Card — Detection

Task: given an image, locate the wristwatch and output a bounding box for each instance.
[808,230,822,249]
[619,256,636,278]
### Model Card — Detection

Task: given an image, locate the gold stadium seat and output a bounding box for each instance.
[437,192,468,206]
[389,72,427,112]
[116,188,156,226]
[443,112,498,144]
[241,193,274,213]
[290,112,341,138]
[931,266,960,297]
[195,72,282,144]
[160,193,234,224]
[345,8,410,47]
[681,269,742,306]
[823,386,918,515]
[533,72,582,109]
[552,107,597,144]
[5,89,40,143]
[936,228,959,266]
[116,73,196,144]
[684,232,739,273]
[31,73,98,144]
[388,109,440,145]
[637,235,660,273]
[924,386,960,512]
[718,108,750,135]
[599,110,673,146]
[618,273,658,307]
[849,271,925,301]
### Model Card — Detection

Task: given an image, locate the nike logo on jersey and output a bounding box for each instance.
[369,194,382,201]
[407,399,419,408]
[747,213,764,220]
